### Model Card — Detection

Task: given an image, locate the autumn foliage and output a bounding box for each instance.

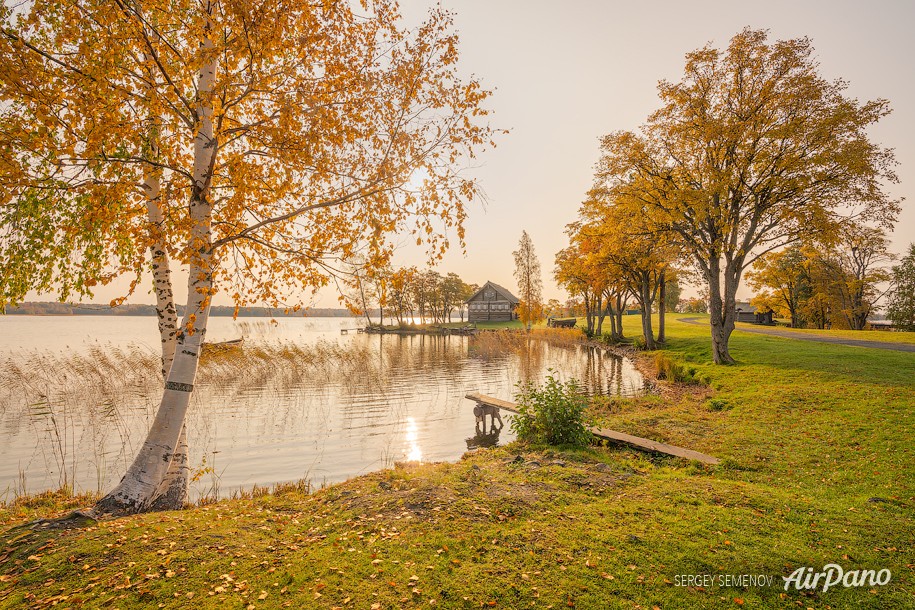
[592,28,899,362]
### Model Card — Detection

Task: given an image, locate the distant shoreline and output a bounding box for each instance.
[1,302,361,318]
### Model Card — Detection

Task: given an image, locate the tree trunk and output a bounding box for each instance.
[595,292,606,336]
[707,257,738,364]
[658,270,666,343]
[145,158,188,510]
[607,294,618,341]
[95,11,218,514]
[634,272,655,350]
[615,294,625,341]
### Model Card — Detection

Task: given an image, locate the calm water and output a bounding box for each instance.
[0,316,645,500]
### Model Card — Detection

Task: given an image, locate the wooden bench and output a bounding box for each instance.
[465,392,720,465]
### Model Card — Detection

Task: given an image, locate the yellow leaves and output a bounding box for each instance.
[3,0,496,317]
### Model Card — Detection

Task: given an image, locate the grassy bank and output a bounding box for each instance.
[1,314,912,608]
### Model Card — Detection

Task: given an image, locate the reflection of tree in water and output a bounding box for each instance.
[519,335,546,386]
[579,345,618,396]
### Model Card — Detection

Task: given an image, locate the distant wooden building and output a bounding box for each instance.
[735,301,774,325]
[466,281,520,322]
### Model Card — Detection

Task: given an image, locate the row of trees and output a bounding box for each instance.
[555,189,679,349]
[563,28,899,363]
[747,226,894,330]
[345,266,477,325]
[749,233,913,331]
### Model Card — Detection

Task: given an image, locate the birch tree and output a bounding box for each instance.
[596,28,899,363]
[0,0,497,514]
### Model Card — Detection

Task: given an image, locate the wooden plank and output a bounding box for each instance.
[465,392,720,465]
[465,392,520,413]
[588,428,719,465]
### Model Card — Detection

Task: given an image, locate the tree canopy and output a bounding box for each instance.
[594,28,900,362]
[0,0,496,310]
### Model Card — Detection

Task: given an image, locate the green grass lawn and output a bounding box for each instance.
[1,314,912,608]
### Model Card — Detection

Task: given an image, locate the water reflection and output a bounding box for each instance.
[465,423,503,450]
[404,417,422,462]
[0,318,646,499]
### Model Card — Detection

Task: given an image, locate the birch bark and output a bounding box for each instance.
[95,7,217,514]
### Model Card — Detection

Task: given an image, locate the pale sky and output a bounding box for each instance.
[398,0,915,305]
[34,1,915,308]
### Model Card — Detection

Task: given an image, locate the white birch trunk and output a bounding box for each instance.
[95,8,217,514]
[144,133,190,511]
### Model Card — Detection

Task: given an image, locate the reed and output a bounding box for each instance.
[0,326,610,501]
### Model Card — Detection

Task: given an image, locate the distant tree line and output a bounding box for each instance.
[2,302,355,317]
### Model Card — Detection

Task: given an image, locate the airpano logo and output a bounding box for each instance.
[783,564,891,592]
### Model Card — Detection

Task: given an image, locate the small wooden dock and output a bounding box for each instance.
[465,392,720,465]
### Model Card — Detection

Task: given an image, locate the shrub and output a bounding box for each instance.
[654,353,705,384]
[511,371,592,447]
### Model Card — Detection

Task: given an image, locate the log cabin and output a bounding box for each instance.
[735,301,774,325]
[466,281,520,322]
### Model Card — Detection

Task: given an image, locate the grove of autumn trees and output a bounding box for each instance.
[556,188,678,350]
[748,226,895,330]
[589,28,900,363]
[344,264,477,325]
[0,1,496,513]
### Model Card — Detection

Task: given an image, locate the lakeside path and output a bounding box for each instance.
[681,317,915,352]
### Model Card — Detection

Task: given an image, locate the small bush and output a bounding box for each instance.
[511,371,592,447]
[654,353,705,384]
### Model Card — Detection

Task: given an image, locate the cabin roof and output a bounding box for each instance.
[735,301,758,313]
[466,281,520,304]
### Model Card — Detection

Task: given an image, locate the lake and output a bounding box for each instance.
[0,316,645,500]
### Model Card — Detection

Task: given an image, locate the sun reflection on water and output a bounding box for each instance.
[405,416,423,462]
